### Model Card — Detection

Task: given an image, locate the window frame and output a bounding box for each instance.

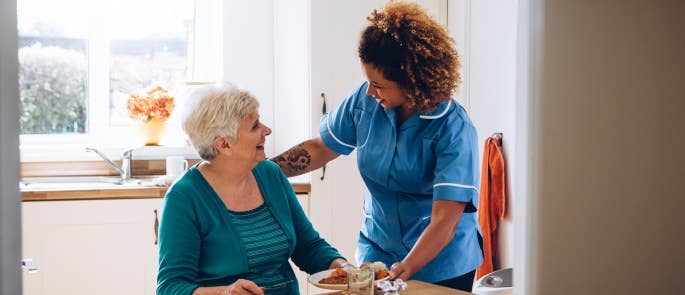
[19,0,222,161]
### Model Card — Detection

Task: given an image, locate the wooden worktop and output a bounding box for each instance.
[21,183,311,202]
[401,280,472,294]
[316,280,472,294]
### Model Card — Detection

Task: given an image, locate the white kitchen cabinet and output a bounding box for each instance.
[21,193,312,295]
[21,198,162,295]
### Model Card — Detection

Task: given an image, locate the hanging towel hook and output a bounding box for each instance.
[491,132,503,146]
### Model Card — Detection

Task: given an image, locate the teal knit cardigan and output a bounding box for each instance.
[157,160,343,295]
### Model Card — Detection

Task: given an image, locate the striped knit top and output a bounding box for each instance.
[227,203,292,294]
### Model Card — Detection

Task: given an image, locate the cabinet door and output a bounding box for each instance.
[292,193,310,295]
[22,198,162,295]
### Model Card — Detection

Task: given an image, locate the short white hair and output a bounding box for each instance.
[181,83,259,160]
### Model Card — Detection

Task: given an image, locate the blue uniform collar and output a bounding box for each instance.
[382,99,452,129]
[419,100,452,119]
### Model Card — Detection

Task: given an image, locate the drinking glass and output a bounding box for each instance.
[347,266,374,295]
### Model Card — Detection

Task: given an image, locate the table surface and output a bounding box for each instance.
[316,280,472,295]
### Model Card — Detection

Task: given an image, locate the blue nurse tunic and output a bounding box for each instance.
[319,82,483,283]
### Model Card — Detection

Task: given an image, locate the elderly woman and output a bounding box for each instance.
[157,83,348,295]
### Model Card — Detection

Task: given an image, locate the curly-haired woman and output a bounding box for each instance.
[272,1,482,291]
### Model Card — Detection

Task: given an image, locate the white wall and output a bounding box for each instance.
[191,0,224,82]
[0,0,22,293]
[448,0,518,272]
[222,0,275,156]
[525,0,685,294]
[273,0,310,161]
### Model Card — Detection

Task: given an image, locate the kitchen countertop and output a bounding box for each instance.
[316,280,472,294]
[21,181,311,202]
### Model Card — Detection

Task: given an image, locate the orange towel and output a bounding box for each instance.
[476,136,506,280]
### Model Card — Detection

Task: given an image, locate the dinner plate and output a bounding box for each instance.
[308,269,390,290]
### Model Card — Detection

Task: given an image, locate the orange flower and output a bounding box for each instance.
[126,86,175,122]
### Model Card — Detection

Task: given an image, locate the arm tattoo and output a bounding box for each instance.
[272,143,312,173]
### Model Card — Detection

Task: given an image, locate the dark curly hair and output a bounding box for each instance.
[358,1,461,112]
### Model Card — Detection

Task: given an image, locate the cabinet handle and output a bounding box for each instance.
[154,209,159,245]
[320,92,327,181]
[21,258,38,273]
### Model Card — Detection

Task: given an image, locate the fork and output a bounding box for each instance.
[261,280,293,292]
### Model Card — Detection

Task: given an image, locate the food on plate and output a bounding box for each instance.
[318,261,389,284]
[375,269,390,280]
[318,267,347,284]
[360,262,390,280]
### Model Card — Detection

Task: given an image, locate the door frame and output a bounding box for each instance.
[0,0,22,293]
[514,0,544,294]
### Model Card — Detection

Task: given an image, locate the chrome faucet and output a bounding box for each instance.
[86,147,133,182]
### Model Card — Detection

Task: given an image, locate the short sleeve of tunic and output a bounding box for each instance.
[432,110,480,213]
[319,84,369,155]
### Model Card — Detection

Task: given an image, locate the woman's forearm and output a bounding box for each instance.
[399,201,466,279]
[402,220,456,276]
[271,137,339,177]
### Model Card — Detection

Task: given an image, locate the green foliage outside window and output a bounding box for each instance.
[18,44,87,134]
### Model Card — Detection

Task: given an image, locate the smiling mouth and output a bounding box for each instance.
[256,144,264,150]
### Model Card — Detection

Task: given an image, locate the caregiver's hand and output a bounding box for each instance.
[388,261,415,281]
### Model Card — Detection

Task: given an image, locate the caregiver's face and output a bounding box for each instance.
[362,62,408,110]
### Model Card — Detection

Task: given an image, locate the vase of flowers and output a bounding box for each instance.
[126,86,175,146]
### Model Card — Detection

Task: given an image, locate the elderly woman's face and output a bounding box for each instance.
[231,113,272,163]
[362,62,408,110]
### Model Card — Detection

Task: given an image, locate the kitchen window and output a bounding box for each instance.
[17,0,220,160]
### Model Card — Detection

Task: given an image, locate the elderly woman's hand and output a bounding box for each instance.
[329,258,354,270]
[223,279,264,295]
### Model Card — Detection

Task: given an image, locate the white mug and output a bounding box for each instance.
[166,156,189,178]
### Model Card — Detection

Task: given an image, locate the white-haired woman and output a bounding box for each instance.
[157,83,348,295]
